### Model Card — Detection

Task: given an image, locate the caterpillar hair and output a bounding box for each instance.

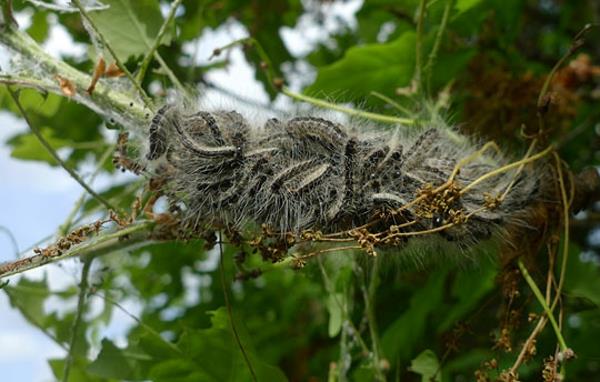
[142,103,550,256]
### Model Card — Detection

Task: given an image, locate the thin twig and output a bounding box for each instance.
[2,287,69,351]
[297,245,362,261]
[424,0,453,92]
[362,259,385,381]
[509,244,556,374]
[460,145,554,195]
[218,235,257,382]
[59,144,116,236]
[510,315,549,374]
[202,79,286,113]
[282,87,415,125]
[136,0,182,84]
[537,24,594,110]
[62,257,93,382]
[552,152,571,307]
[0,226,19,257]
[369,91,413,116]
[70,0,153,109]
[210,37,416,125]
[414,0,428,95]
[517,259,568,351]
[0,74,51,93]
[6,85,117,212]
[499,139,538,201]
[153,52,187,94]
[91,291,182,354]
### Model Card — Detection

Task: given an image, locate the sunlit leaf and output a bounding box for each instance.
[8,127,71,165]
[87,339,141,380]
[305,31,416,102]
[87,0,172,61]
[455,0,484,14]
[326,293,344,337]
[409,349,441,382]
[4,277,51,326]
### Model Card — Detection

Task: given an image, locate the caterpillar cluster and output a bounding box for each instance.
[144,104,542,252]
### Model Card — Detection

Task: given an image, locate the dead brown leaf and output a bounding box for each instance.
[55,75,76,97]
[87,57,106,95]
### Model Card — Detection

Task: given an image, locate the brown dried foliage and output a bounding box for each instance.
[462,53,600,146]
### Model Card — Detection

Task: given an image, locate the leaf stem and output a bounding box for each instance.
[154,51,186,94]
[517,259,568,351]
[211,37,415,125]
[218,236,257,382]
[6,85,117,212]
[136,0,183,84]
[62,257,93,382]
[537,24,594,110]
[369,91,413,116]
[414,0,428,96]
[424,0,453,92]
[70,0,153,109]
[91,291,182,354]
[460,144,554,195]
[552,152,571,309]
[282,87,415,125]
[362,259,385,381]
[59,144,116,236]
[0,226,19,257]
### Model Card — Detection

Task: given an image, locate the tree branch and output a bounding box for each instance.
[0,25,149,129]
[0,221,154,280]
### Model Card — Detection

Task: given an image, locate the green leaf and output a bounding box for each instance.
[455,0,484,14]
[305,31,416,102]
[87,339,139,380]
[564,247,600,307]
[4,277,51,327]
[352,363,379,382]
[409,349,441,382]
[3,277,90,356]
[82,182,138,213]
[9,127,71,165]
[326,293,344,337]
[10,89,62,117]
[381,269,448,363]
[429,49,476,92]
[87,0,172,61]
[437,262,496,333]
[441,349,493,380]
[174,308,287,382]
[49,358,105,382]
[27,11,50,42]
[149,359,212,382]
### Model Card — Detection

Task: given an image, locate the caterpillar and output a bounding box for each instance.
[143,104,545,253]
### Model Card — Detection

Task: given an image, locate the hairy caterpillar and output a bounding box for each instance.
[143,104,545,253]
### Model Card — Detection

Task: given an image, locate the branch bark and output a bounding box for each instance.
[0,23,150,129]
[0,221,155,280]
